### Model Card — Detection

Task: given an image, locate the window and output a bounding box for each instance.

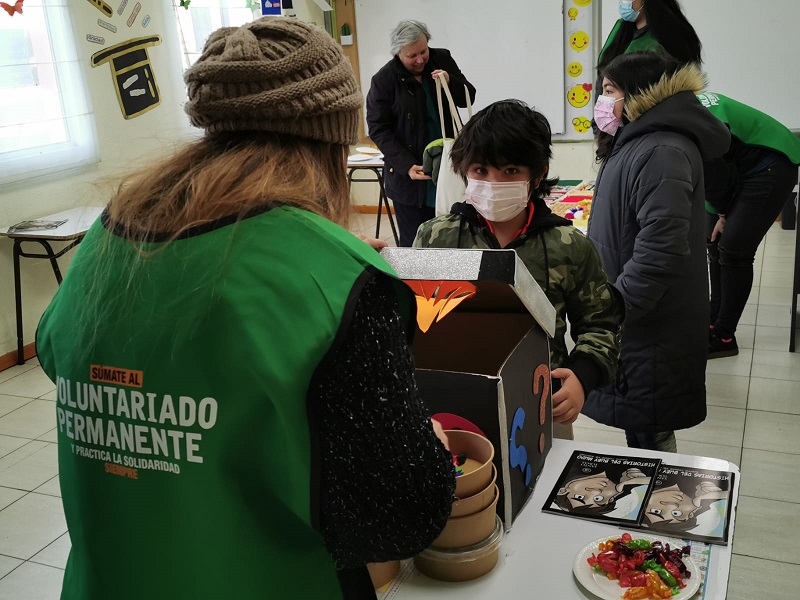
[0,0,98,185]
[174,0,259,69]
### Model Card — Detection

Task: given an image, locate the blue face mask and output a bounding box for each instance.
[619,1,640,22]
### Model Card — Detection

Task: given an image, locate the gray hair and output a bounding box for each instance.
[389,20,431,56]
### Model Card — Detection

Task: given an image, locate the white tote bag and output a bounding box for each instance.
[434,77,473,217]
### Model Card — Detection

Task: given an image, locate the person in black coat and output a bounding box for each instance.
[366,20,476,246]
[586,52,731,452]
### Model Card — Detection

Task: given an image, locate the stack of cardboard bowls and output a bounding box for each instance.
[414,430,503,582]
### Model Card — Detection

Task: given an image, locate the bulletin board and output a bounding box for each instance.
[354,0,566,133]
[601,0,800,130]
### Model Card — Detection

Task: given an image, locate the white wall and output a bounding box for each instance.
[0,1,193,359]
[291,0,326,28]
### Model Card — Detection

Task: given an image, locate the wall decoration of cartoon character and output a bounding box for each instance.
[81,1,160,120]
[1,0,24,18]
[572,116,591,133]
[568,83,592,109]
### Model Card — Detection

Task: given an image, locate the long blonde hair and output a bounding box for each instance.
[70,132,351,358]
[107,132,351,239]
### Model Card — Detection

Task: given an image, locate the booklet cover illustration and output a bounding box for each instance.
[542,451,661,526]
[641,464,735,545]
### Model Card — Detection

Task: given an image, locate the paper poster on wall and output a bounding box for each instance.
[82,1,163,120]
[91,35,162,119]
[261,0,281,16]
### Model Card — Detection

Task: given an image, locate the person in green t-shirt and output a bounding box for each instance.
[699,93,800,359]
[36,17,455,600]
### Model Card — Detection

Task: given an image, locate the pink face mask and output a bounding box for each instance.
[594,95,624,135]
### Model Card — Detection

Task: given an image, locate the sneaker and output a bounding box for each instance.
[709,331,738,359]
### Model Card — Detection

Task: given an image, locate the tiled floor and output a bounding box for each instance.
[0,215,796,598]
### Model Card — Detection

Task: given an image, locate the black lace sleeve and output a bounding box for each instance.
[311,275,455,569]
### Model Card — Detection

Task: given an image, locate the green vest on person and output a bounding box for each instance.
[598,20,663,66]
[698,92,800,214]
[697,92,800,165]
[36,206,411,600]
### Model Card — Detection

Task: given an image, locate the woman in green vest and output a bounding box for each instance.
[700,93,800,358]
[596,0,702,96]
[36,17,455,600]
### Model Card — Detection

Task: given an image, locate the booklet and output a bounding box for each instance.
[7,219,68,233]
[640,464,735,545]
[542,451,735,545]
[542,450,662,526]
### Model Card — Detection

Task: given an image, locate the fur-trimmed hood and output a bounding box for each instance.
[624,63,707,122]
[614,63,730,161]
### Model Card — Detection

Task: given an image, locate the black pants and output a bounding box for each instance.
[394,203,435,247]
[707,156,799,338]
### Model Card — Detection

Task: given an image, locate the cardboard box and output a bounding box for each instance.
[381,248,556,529]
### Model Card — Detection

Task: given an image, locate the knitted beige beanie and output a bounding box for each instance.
[184,17,361,145]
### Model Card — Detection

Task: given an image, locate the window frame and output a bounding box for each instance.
[0,0,99,186]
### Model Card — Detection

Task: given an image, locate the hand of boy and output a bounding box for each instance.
[550,368,585,424]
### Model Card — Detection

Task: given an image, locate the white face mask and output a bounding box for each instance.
[465,178,529,223]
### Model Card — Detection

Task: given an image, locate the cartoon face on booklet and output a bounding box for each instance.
[543,451,661,526]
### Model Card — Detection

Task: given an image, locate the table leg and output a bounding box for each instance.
[38,241,64,284]
[376,171,399,246]
[791,194,799,351]
[13,240,24,365]
[11,238,83,364]
[375,184,384,240]
[383,192,400,246]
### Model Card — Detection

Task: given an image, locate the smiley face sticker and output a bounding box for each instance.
[573,0,593,6]
[567,62,583,78]
[568,7,578,20]
[569,31,590,52]
[572,116,592,133]
[567,83,593,108]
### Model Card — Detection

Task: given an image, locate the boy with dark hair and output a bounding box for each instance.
[414,100,623,436]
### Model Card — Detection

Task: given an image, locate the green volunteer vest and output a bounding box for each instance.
[697,92,800,164]
[598,20,662,66]
[36,206,410,600]
[699,93,800,214]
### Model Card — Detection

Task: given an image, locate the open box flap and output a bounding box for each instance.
[381,248,556,338]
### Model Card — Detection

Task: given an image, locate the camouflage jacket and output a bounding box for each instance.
[414,201,623,394]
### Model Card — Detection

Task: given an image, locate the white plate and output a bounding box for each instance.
[356,146,382,155]
[573,533,701,600]
[348,153,381,162]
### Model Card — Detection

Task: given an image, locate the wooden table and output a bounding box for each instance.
[348,156,399,246]
[0,207,103,364]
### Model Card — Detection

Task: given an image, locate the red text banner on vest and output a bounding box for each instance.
[90,364,144,388]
